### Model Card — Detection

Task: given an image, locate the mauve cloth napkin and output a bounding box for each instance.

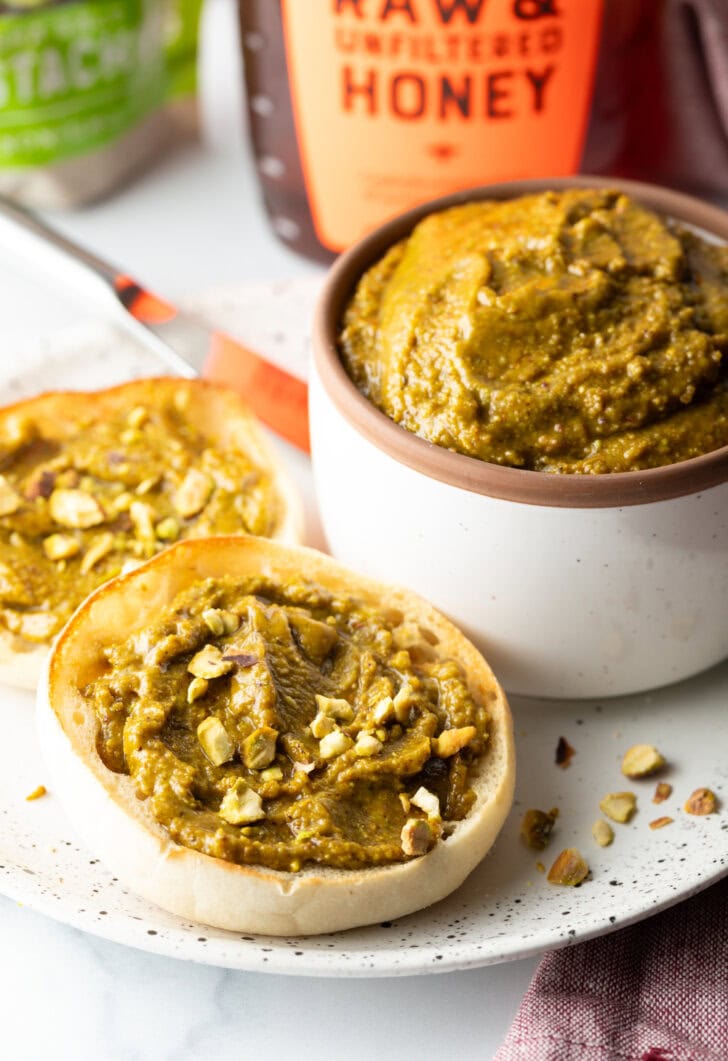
[494,877,728,1061]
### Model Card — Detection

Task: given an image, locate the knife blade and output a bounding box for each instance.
[0,196,310,452]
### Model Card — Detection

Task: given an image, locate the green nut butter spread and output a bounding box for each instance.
[0,388,276,645]
[85,575,489,871]
[340,189,728,473]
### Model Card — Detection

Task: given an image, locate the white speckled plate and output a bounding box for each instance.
[1,280,726,977]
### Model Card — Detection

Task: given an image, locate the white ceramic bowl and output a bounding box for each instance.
[310,176,728,699]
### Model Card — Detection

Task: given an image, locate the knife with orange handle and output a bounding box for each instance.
[0,196,310,453]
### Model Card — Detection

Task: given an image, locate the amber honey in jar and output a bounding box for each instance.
[238,1,690,263]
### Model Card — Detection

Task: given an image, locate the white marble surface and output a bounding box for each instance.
[0,1,541,1056]
[0,895,538,1061]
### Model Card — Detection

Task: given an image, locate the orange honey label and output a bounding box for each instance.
[281,0,604,252]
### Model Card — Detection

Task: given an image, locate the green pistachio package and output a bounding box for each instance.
[0,0,204,207]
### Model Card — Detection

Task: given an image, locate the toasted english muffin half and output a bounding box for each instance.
[37,536,514,936]
[0,378,303,688]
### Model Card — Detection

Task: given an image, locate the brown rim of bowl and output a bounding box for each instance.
[312,175,728,509]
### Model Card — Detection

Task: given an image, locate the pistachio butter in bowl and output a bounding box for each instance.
[310,176,728,699]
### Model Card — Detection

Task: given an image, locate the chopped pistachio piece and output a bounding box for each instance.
[294,760,315,775]
[389,649,411,671]
[401,817,432,856]
[173,468,213,519]
[43,533,80,561]
[129,500,156,541]
[219,780,265,825]
[56,468,80,488]
[126,405,148,429]
[555,736,576,768]
[222,649,257,668]
[392,683,415,722]
[201,607,239,637]
[599,791,637,824]
[49,488,105,529]
[399,793,411,813]
[314,694,355,722]
[372,696,395,725]
[188,643,234,679]
[355,732,383,757]
[310,712,337,739]
[520,808,557,850]
[591,819,614,847]
[202,608,226,637]
[155,516,179,541]
[653,781,672,804]
[111,491,133,514]
[433,725,477,758]
[80,532,114,574]
[547,848,589,886]
[319,730,354,759]
[621,743,666,779]
[684,787,717,815]
[242,726,278,770]
[261,765,283,782]
[187,677,209,703]
[288,612,338,662]
[135,476,159,496]
[0,475,21,516]
[220,610,241,634]
[197,716,235,766]
[649,816,674,830]
[3,414,32,447]
[410,786,440,820]
[24,468,55,500]
[293,828,317,843]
